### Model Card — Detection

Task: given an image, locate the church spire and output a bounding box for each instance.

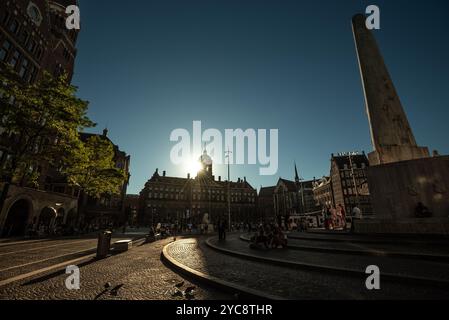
[294,162,300,184]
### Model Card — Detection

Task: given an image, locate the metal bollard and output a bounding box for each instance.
[96,230,112,259]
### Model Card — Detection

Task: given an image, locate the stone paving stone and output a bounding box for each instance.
[0,238,231,300]
[270,236,449,256]
[288,231,449,245]
[0,237,133,281]
[211,235,449,282]
[166,237,449,300]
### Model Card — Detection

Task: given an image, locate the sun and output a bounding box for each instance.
[185,158,202,176]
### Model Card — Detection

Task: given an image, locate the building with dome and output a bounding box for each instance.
[138,150,257,228]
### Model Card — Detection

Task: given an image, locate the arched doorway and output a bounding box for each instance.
[38,207,57,235]
[55,208,65,226]
[2,199,31,237]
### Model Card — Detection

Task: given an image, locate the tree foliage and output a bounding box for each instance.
[63,135,126,198]
[0,64,125,199]
[0,65,93,185]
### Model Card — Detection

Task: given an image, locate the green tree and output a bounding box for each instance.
[62,135,126,225]
[0,65,93,215]
[63,135,126,198]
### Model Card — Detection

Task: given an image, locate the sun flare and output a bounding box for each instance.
[185,158,202,176]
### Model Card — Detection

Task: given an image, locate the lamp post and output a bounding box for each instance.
[348,153,360,212]
[225,148,232,231]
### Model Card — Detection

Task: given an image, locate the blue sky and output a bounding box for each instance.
[73,0,449,194]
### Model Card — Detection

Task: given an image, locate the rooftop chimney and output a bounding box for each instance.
[187,173,191,179]
[103,128,108,137]
[163,171,166,177]
[218,176,221,182]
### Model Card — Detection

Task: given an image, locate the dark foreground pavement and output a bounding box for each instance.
[0,237,231,300]
[164,235,449,300]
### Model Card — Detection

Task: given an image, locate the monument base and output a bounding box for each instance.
[354,218,449,235]
[365,155,449,235]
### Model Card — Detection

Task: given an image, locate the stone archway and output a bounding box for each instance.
[2,199,32,237]
[55,208,65,227]
[37,207,57,234]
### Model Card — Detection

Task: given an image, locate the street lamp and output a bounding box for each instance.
[225,148,232,231]
[348,153,361,213]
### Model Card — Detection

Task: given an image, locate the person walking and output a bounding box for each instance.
[352,205,362,219]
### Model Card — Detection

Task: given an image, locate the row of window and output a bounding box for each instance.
[342,163,367,170]
[341,178,365,188]
[339,170,366,179]
[0,39,37,83]
[147,185,255,197]
[343,187,370,196]
[2,10,44,61]
[147,192,256,203]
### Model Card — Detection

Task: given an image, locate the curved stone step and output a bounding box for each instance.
[207,236,449,290]
[240,235,449,262]
[162,240,283,300]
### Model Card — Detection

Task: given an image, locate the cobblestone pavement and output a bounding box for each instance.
[0,235,143,281]
[242,234,449,257]
[166,237,449,299]
[210,235,449,282]
[288,231,449,245]
[0,237,231,300]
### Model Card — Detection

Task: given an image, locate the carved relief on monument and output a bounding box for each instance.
[407,185,419,197]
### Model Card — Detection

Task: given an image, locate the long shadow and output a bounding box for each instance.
[19,241,148,287]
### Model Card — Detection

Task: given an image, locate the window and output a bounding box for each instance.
[19,58,29,78]
[19,30,29,45]
[0,40,12,61]
[27,40,37,53]
[25,65,37,83]
[36,47,43,60]
[9,50,20,68]
[9,20,19,34]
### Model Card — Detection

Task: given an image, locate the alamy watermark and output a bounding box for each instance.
[65,5,80,30]
[65,265,80,290]
[365,265,381,290]
[170,121,278,176]
[366,5,380,30]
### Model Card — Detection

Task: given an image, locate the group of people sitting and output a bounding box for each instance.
[250,223,288,249]
[323,204,347,230]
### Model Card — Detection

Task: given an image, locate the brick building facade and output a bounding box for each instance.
[0,0,82,236]
[311,153,372,216]
[139,151,257,228]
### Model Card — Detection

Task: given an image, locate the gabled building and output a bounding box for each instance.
[329,152,372,215]
[259,164,319,227]
[312,176,333,208]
